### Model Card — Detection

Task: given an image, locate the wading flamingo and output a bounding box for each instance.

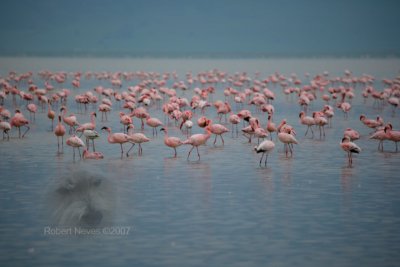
[160,127,183,157]
[66,135,85,159]
[254,139,275,167]
[101,126,133,157]
[340,136,361,166]
[183,125,212,160]
[54,115,66,152]
[126,124,150,156]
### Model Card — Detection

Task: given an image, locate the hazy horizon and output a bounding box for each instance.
[1,0,400,58]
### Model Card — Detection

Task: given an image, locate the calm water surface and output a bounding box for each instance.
[1,58,400,267]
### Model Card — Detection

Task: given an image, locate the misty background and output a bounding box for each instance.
[0,0,399,57]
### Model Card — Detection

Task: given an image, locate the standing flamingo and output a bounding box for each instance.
[54,115,66,152]
[76,112,97,135]
[299,111,315,137]
[0,119,11,140]
[160,127,183,157]
[278,129,298,157]
[228,112,240,137]
[10,110,30,138]
[384,124,400,152]
[83,129,100,152]
[183,126,212,160]
[26,103,37,122]
[340,136,361,166]
[47,100,55,131]
[207,119,229,145]
[146,115,163,136]
[126,124,150,156]
[101,126,132,157]
[266,115,277,140]
[60,106,79,134]
[66,135,85,159]
[254,139,275,167]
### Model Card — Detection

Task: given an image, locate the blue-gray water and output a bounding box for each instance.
[1,58,400,267]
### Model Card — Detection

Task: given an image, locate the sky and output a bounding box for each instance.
[0,0,399,57]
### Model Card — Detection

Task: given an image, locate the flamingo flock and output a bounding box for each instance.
[0,68,400,168]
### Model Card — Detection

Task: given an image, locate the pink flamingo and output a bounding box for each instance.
[10,109,30,138]
[146,115,163,136]
[313,112,328,138]
[76,112,96,134]
[83,148,104,159]
[337,102,351,119]
[66,135,85,159]
[183,126,212,160]
[207,119,229,145]
[228,112,240,137]
[60,106,79,134]
[160,127,183,157]
[340,136,361,166]
[101,126,132,157]
[254,139,275,166]
[369,125,390,151]
[266,115,277,140]
[126,124,150,156]
[0,119,11,140]
[26,103,37,122]
[119,112,132,133]
[278,129,298,157]
[384,124,400,152]
[47,100,55,131]
[343,128,360,141]
[360,115,383,131]
[299,111,315,137]
[54,115,66,152]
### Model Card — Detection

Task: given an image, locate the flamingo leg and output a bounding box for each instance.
[221,135,225,145]
[259,153,264,166]
[214,134,217,145]
[265,153,269,166]
[174,147,177,157]
[126,143,135,157]
[22,125,30,138]
[187,146,194,160]
[92,139,96,152]
[196,146,200,160]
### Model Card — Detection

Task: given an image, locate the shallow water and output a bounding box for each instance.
[1,57,400,267]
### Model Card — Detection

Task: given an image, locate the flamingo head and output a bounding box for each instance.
[101,126,110,132]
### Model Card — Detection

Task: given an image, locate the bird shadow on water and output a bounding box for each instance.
[44,169,116,230]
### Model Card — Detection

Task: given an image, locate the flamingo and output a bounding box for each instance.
[83,129,100,152]
[76,112,96,135]
[183,126,212,160]
[278,129,298,157]
[254,139,275,166]
[83,148,104,159]
[0,119,11,140]
[54,115,66,152]
[228,112,240,137]
[384,124,400,152]
[146,115,163,136]
[160,127,183,157]
[313,112,328,138]
[343,128,360,141]
[26,103,37,122]
[66,135,85,159]
[47,100,55,131]
[299,111,315,137]
[340,136,361,166]
[207,119,229,145]
[10,110,30,138]
[101,126,133,157]
[60,106,79,134]
[126,124,150,156]
[266,115,277,140]
[369,125,390,151]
